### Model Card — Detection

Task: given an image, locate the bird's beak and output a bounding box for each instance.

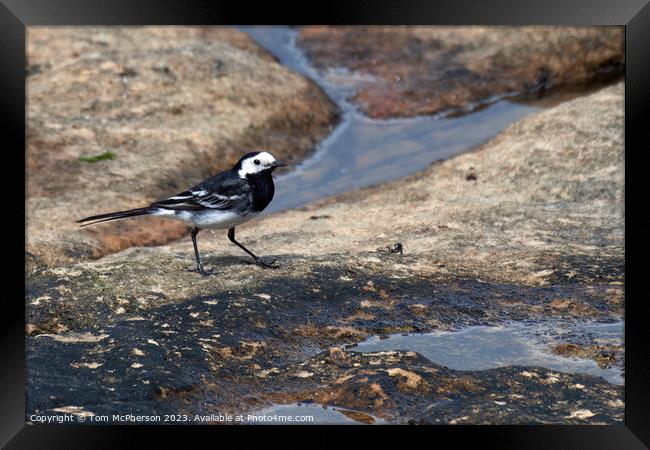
[271,160,288,168]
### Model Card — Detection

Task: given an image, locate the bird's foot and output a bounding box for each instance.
[184,265,216,276]
[240,257,281,269]
[258,257,281,269]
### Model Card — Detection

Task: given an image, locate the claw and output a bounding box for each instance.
[255,258,281,269]
[237,257,279,268]
[184,265,215,276]
[199,267,215,276]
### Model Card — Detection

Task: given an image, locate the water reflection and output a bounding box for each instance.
[351,320,624,385]
[248,402,384,425]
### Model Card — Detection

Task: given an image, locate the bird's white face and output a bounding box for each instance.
[237,151,283,177]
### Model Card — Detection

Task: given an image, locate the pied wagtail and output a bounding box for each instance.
[77,151,287,275]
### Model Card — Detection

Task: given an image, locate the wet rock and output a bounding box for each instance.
[335,409,377,424]
[553,343,621,369]
[26,84,623,423]
[297,26,624,118]
[26,27,339,270]
[26,259,624,422]
[254,351,624,424]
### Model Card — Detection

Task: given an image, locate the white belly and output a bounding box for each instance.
[153,208,258,229]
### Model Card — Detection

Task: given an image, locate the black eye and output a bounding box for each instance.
[254,159,260,165]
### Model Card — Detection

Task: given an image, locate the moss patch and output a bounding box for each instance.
[79,151,116,163]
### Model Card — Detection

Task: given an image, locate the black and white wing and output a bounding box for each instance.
[152,175,251,212]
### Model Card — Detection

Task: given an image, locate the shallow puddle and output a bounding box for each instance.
[248,402,384,425]
[241,26,543,213]
[349,320,624,385]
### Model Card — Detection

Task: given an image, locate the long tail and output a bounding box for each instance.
[76,207,153,227]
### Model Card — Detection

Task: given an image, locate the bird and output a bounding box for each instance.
[76,151,287,276]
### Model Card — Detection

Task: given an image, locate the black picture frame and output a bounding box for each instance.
[5,0,649,447]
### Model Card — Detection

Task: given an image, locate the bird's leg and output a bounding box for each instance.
[228,227,278,268]
[188,227,214,276]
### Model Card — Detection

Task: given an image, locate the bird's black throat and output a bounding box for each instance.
[246,170,275,212]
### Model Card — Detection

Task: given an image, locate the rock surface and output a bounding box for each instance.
[26,27,339,270]
[254,350,623,424]
[297,26,624,118]
[26,83,624,423]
